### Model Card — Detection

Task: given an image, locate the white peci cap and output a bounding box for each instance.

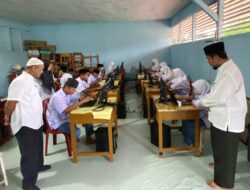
[26,57,44,67]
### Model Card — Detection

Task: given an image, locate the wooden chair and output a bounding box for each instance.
[42,100,72,157]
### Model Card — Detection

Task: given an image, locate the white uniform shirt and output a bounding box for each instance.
[87,74,97,85]
[201,59,247,132]
[7,71,43,135]
[74,77,89,99]
[60,73,72,87]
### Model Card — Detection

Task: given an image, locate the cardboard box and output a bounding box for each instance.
[46,45,56,52]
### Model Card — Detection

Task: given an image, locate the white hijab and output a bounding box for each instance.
[172,68,187,79]
[151,58,159,72]
[159,62,168,68]
[170,68,188,90]
[192,79,211,98]
[159,66,172,82]
[106,61,115,74]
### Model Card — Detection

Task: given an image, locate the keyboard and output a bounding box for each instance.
[80,99,97,107]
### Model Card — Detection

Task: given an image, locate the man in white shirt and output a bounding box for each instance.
[201,42,247,190]
[4,58,51,190]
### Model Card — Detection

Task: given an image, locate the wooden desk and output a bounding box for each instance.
[69,105,118,163]
[145,86,160,124]
[155,102,201,157]
[140,80,148,96]
[136,74,145,94]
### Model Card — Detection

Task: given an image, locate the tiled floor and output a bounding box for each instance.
[1,87,250,190]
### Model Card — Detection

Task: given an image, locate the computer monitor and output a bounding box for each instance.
[98,77,112,105]
[139,61,143,74]
[168,89,178,105]
[159,79,168,104]
[144,69,148,80]
[148,73,154,87]
[109,68,118,89]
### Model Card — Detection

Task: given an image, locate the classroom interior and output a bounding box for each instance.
[0,0,250,189]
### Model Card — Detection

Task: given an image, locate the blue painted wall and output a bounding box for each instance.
[29,21,171,79]
[170,0,250,96]
[0,18,30,97]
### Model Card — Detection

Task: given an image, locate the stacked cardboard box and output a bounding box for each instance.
[24,40,56,52]
[24,40,47,50]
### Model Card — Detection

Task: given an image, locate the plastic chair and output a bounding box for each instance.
[42,100,72,157]
[0,152,8,186]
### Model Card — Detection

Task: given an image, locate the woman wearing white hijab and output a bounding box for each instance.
[155,62,169,78]
[169,68,190,95]
[159,62,168,69]
[182,79,211,145]
[159,65,172,82]
[106,61,115,74]
[151,58,159,72]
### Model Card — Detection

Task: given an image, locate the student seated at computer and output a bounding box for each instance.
[168,68,191,96]
[87,69,101,86]
[150,58,160,72]
[46,78,95,144]
[58,65,73,87]
[159,66,190,95]
[75,69,100,99]
[106,61,116,75]
[157,64,171,80]
[97,64,105,78]
[181,79,211,145]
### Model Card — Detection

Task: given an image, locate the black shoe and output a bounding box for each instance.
[39,165,51,172]
[23,185,40,190]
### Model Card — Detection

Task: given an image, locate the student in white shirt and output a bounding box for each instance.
[87,69,100,86]
[4,58,51,190]
[97,64,105,78]
[47,78,94,144]
[201,42,247,190]
[75,69,97,144]
[59,65,72,87]
[75,69,97,99]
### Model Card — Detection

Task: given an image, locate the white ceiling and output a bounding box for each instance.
[0,0,191,24]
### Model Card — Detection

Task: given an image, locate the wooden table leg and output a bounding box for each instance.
[146,93,150,124]
[194,118,201,157]
[70,123,78,163]
[158,115,163,157]
[114,106,118,136]
[108,123,114,162]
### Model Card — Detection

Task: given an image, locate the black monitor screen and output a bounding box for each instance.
[148,73,154,87]
[159,79,168,104]
[98,77,112,105]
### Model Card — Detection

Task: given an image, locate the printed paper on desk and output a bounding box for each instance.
[98,80,105,87]
[137,74,145,79]
[71,106,113,120]
[114,80,119,86]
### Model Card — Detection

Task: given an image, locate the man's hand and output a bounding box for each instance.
[4,115,10,126]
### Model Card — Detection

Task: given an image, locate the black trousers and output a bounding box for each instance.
[15,126,44,188]
[211,125,240,189]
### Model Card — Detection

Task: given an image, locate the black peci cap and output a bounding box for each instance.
[203,42,225,56]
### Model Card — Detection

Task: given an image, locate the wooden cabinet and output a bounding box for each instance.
[83,54,99,68]
[72,52,83,69]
